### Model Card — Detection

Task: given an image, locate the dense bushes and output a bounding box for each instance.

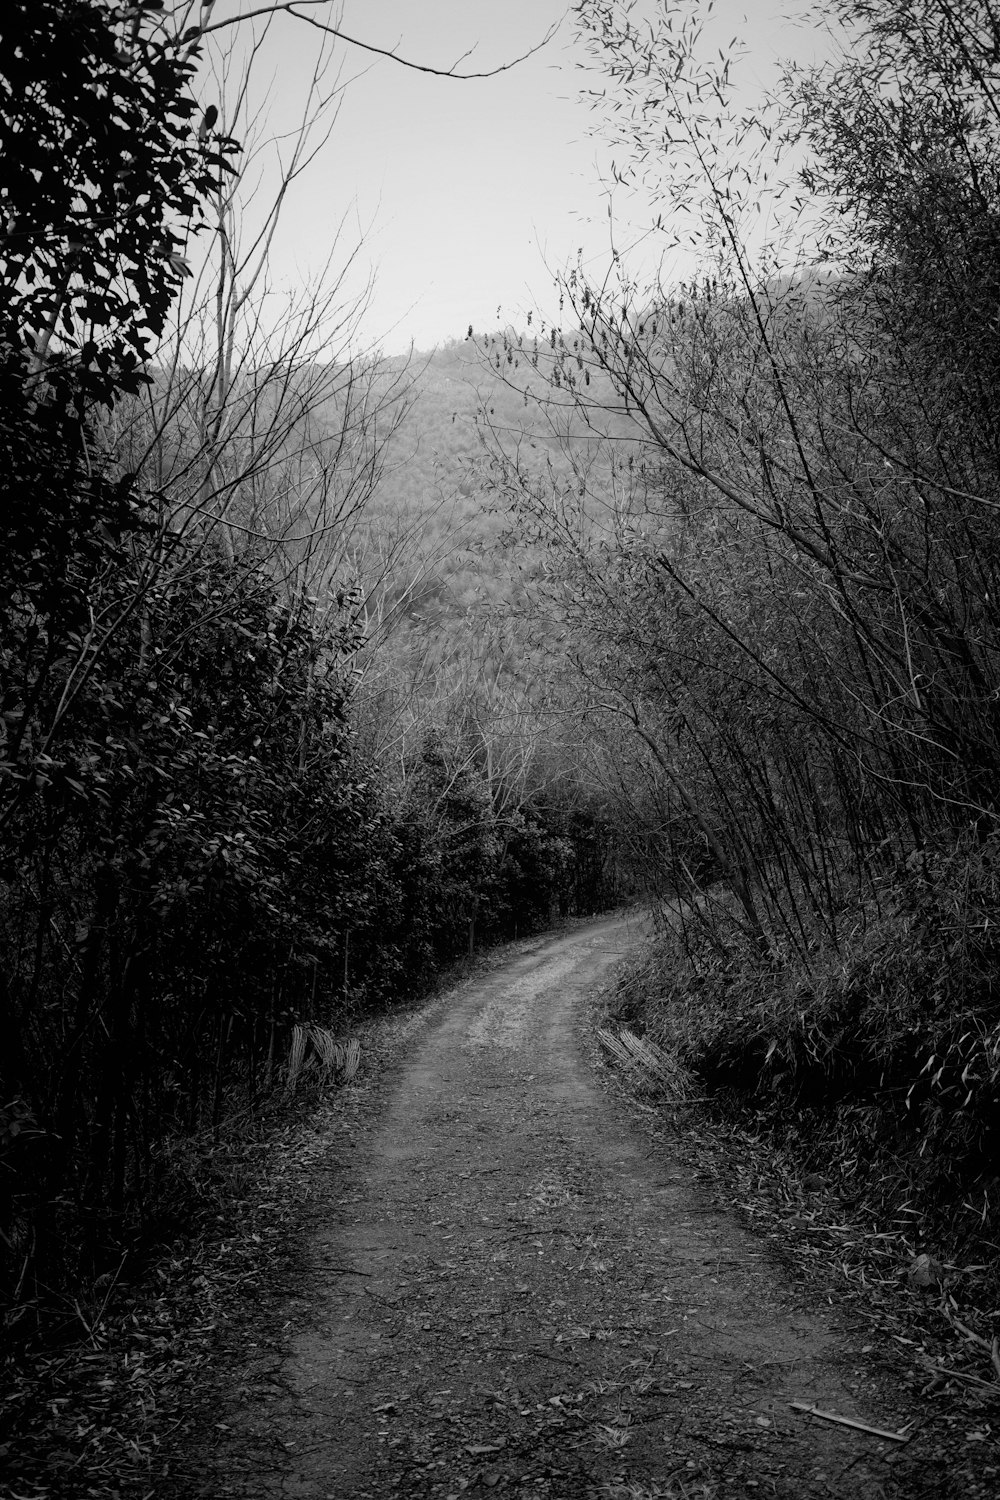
[0,511,617,1333]
[0,492,616,1332]
[609,833,1000,1248]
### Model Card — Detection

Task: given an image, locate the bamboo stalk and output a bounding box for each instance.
[923,1363,1000,1395]
[790,1402,912,1443]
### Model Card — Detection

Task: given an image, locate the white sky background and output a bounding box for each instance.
[201,1,835,356]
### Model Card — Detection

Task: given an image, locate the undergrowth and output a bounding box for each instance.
[611,837,1000,1264]
[0,1104,304,1500]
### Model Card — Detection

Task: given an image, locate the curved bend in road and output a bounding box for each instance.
[211,913,920,1499]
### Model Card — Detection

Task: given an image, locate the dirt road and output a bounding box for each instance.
[198,914,926,1499]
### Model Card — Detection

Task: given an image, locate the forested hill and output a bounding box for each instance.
[357,339,526,626]
[340,335,626,634]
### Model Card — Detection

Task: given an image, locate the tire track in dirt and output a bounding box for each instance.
[199,914,929,1499]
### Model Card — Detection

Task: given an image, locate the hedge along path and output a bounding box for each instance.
[194,914,928,1499]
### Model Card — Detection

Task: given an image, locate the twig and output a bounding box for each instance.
[494,1345,581,1367]
[924,1363,1000,1396]
[197,5,559,79]
[992,1337,1000,1382]
[790,1402,912,1443]
[948,1313,992,1351]
[91,1252,130,1334]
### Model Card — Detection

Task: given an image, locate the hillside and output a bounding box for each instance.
[329,335,645,654]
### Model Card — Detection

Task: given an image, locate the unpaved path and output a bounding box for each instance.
[197,914,926,1499]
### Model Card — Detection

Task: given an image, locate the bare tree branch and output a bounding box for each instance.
[194,1,560,79]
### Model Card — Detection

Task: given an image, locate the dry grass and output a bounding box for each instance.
[597,1027,701,1102]
[286,1024,361,1092]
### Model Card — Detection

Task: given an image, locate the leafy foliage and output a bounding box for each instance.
[0,0,237,406]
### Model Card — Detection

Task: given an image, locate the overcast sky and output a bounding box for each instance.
[205,1,832,355]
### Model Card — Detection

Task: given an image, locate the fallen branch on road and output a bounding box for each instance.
[790,1401,913,1442]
